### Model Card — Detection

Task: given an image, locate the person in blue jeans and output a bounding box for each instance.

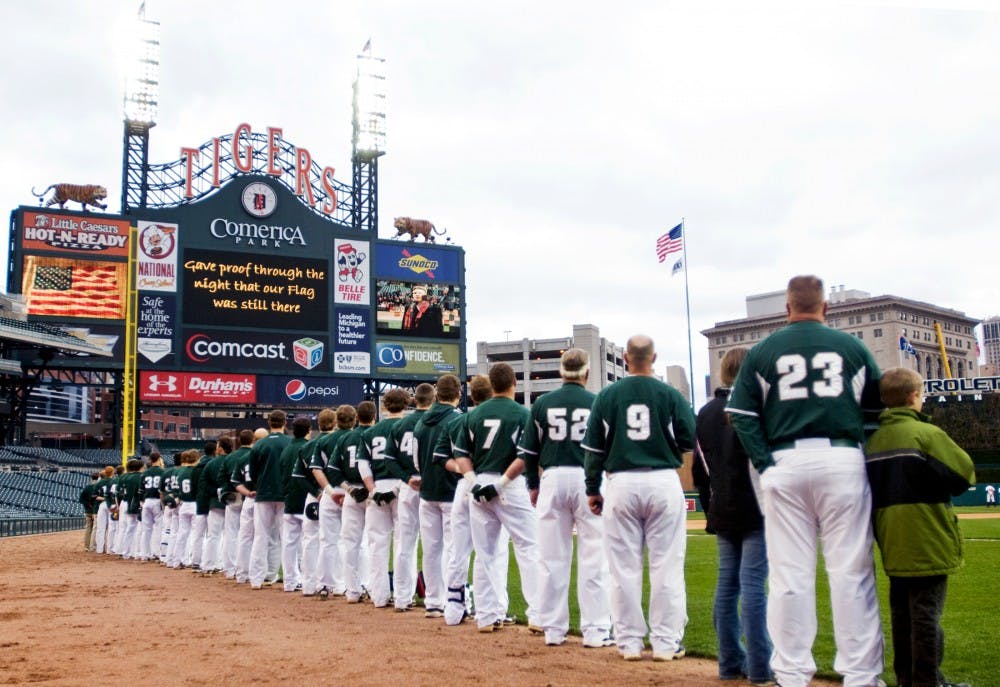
[695,347,773,684]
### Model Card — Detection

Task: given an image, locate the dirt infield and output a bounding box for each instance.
[0,531,843,687]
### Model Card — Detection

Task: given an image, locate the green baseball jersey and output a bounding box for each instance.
[453,396,531,474]
[291,436,323,498]
[308,429,343,481]
[249,432,292,502]
[110,474,123,506]
[175,466,198,502]
[519,382,596,473]
[161,467,178,497]
[365,417,410,481]
[413,403,462,502]
[193,455,215,514]
[140,466,165,500]
[328,427,370,485]
[386,409,425,478]
[281,436,311,514]
[199,454,227,510]
[226,447,252,490]
[79,482,99,515]
[726,320,882,472]
[582,375,696,496]
[119,472,144,515]
[93,477,111,507]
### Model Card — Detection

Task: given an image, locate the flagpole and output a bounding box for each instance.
[681,217,695,409]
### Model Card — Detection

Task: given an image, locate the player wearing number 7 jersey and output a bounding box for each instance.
[726,275,884,687]
[582,335,696,661]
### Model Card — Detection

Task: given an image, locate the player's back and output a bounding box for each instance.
[462,396,530,473]
[521,383,595,469]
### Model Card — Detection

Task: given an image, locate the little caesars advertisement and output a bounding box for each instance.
[375,340,460,376]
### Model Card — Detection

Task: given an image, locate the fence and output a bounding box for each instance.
[0,517,84,538]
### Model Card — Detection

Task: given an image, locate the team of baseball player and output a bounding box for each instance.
[81,274,976,686]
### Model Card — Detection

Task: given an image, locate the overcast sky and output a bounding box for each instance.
[1,0,996,403]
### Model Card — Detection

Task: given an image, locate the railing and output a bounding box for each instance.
[0,517,84,537]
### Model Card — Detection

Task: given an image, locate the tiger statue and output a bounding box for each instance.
[392,216,447,243]
[32,183,109,211]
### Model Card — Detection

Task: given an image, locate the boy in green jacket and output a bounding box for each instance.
[865,367,975,687]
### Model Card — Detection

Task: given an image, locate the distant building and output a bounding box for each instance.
[981,316,1000,370]
[702,286,981,391]
[475,323,626,405]
[665,365,691,404]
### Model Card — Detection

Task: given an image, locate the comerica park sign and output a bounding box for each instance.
[923,376,1000,395]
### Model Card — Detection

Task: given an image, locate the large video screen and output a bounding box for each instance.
[375,280,461,339]
[21,256,127,320]
[181,248,329,331]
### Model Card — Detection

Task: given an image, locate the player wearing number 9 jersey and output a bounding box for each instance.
[518,348,613,649]
[726,275,884,687]
[582,335,695,661]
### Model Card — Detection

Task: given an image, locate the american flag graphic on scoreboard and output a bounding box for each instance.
[22,257,126,320]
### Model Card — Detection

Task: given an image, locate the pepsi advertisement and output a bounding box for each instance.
[256,375,365,407]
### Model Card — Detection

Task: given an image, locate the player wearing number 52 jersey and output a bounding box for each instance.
[518,348,613,649]
[727,275,884,687]
[582,335,696,662]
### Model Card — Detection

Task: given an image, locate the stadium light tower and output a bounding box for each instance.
[121,1,160,214]
[351,41,386,232]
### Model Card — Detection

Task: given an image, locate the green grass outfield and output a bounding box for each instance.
[502,510,998,686]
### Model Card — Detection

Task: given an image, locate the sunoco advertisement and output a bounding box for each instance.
[375,340,460,376]
[374,243,460,283]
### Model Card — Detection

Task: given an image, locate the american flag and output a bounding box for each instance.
[656,224,683,263]
[23,258,126,319]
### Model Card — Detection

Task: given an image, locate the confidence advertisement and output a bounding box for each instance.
[374,340,461,376]
[182,328,328,373]
[334,239,370,305]
[137,221,179,292]
[139,370,256,403]
[182,247,328,330]
[256,375,366,406]
[374,243,460,283]
[21,211,130,257]
[137,293,176,364]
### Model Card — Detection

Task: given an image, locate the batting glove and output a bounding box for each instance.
[348,486,370,503]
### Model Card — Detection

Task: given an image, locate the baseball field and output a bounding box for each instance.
[0,512,994,686]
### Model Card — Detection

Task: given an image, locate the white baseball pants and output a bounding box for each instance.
[186,514,207,567]
[171,502,196,568]
[366,479,400,607]
[119,512,139,558]
[162,505,179,563]
[235,496,256,583]
[201,508,225,572]
[760,446,883,687]
[340,495,369,600]
[536,466,611,643]
[469,473,540,629]
[393,483,421,609]
[95,502,111,554]
[418,499,452,611]
[281,512,303,591]
[139,499,163,560]
[250,500,283,587]
[603,469,687,656]
[318,493,345,593]
[300,493,321,595]
[223,500,243,577]
[109,510,121,554]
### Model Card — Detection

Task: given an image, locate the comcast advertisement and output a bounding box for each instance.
[375,340,461,376]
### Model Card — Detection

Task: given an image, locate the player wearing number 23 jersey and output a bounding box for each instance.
[726,275,884,687]
[582,335,696,661]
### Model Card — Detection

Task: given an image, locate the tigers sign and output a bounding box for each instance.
[20,211,130,257]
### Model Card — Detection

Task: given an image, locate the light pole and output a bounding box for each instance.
[351,40,386,233]
[121,1,160,214]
